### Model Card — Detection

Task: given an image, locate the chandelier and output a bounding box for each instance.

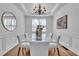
[33,4,46,15]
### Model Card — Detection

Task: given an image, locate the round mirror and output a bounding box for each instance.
[1,12,16,31]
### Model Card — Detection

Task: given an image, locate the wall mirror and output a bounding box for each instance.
[1,12,16,31]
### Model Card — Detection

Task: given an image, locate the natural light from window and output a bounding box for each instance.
[32,19,46,41]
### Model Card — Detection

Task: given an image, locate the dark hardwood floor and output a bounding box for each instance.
[4,45,77,56]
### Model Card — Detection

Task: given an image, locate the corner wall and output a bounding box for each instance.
[0,3,25,55]
[53,3,79,55]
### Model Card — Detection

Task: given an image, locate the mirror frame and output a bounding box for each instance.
[1,12,17,31]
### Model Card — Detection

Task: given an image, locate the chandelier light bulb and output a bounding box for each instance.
[33,3,46,15]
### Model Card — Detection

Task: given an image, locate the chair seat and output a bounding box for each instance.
[49,43,57,48]
[20,42,30,48]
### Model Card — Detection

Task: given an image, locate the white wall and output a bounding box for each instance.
[0,3,25,55]
[25,16,53,37]
[53,3,79,55]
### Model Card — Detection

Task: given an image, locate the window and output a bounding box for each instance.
[32,19,46,40]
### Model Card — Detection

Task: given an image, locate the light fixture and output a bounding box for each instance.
[33,3,46,15]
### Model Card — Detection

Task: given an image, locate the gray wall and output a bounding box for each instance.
[53,3,79,55]
[0,3,25,55]
[25,16,53,37]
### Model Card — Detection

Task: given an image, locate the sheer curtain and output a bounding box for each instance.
[32,19,46,41]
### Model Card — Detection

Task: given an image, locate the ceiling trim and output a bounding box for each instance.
[19,3,64,16]
[20,3,28,13]
[50,3,60,15]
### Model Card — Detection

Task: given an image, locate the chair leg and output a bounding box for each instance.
[22,48,30,56]
[57,48,60,56]
[48,48,51,56]
[28,49,30,56]
[25,48,28,56]
[53,48,55,55]
[22,48,25,56]
[17,47,21,56]
[25,48,30,56]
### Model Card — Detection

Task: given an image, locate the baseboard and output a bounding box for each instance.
[0,43,18,56]
[60,42,79,56]
[62,45,68,50]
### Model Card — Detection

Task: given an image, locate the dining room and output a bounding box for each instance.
[0,3,79,56]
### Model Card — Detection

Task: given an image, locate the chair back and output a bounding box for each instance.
[24,33,31,40]
[56,35,61,46]
[24,33,28,38]
[57,35,61,42]
[49,33,53,40]
[17,35,21,44]
[17,34,27,44]
[49,34,61,48]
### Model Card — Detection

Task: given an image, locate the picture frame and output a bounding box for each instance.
[57,15,67,29]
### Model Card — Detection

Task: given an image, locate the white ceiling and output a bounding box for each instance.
[23,3,56,15]
[14,3,66,16]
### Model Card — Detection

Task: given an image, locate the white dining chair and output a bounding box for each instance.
[49,33,53,41]
[24,33,28,39]
[24,33,31,41]
[17,34,30,56]
[49,35,61,56]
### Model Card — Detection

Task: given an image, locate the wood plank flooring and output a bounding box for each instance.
[4,45,77,56]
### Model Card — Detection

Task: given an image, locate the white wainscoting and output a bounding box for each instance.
[60,33,79,55]
[0,34,18,56]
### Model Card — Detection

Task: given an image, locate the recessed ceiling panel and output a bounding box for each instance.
[23,3,57,15]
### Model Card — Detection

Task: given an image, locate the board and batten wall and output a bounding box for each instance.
[0,3,25,55]
[53,3,79,55]
[25,16,53,38]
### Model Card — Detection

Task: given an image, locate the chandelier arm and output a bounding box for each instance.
[33,4,46,15]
